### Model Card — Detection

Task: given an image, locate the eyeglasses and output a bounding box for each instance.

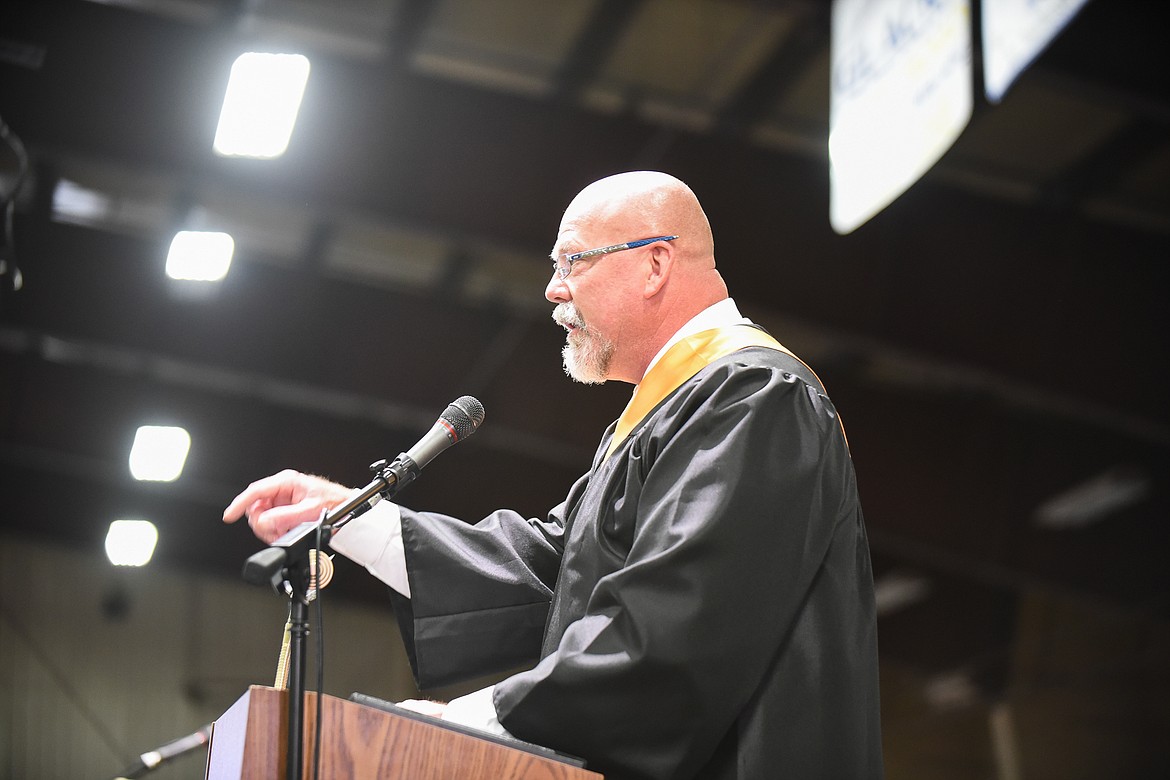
[552,235,679,280]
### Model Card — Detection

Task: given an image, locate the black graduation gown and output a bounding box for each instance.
[389,347,884,780]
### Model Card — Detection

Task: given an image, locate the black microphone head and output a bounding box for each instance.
[443,396,485,440]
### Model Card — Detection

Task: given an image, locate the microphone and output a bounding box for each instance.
[335,395,487,521]
[405,395,486,470]
[242,396,485,589]
[112,724,213,779]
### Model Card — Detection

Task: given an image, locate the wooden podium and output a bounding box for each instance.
[205,686,603,779]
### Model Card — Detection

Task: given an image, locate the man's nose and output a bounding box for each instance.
[545,271,570,304]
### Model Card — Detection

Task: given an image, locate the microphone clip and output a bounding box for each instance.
[369,453,421,500]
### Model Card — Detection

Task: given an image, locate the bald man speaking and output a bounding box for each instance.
[224,172,883,779]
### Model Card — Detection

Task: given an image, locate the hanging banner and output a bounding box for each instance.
[829,0,973,234]
[982,0,1090,103]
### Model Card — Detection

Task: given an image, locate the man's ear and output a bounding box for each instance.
[644,243,674,298]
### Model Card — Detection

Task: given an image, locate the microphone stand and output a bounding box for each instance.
[285,558,311,780]
[242,455,419,780]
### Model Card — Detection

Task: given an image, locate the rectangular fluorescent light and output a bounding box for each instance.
[105,519,159,567]
[213,52,310,158]
[128,425,191,481]
[166,231,234,281]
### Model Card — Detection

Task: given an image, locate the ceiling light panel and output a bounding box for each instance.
[166,231,234,282]
[128,425,191,482]
[105,519,159,567]
[213,52,311,159]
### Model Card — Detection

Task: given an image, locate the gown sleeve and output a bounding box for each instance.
[492,361,864,779]
[389,478,585,688]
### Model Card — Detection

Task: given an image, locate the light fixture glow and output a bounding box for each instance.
[1034,466,1150,528]
[213,52,310,159]
[51,179,112,226]
[166,231,234,281]
[105,520,159,567]
[873,570,932,616]
[128,425,191,482]
[924,671,979,711]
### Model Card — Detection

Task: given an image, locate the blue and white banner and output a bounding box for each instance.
[829,0,973,234]
[982,0,1090,102]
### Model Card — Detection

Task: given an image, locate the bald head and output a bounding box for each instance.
[560,171,716,268]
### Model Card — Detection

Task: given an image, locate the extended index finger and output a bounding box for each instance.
[222,470,301,523]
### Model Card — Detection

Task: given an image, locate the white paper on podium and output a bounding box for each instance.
[982,0,1090,103]
[829,0,973,234]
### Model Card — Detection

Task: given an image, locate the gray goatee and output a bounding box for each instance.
[552,303,615,385]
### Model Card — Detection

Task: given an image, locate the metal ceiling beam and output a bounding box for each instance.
[0,324,592,467]
[550,0,649,103]
[384,0,439,71]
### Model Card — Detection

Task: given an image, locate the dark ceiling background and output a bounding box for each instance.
[1,0,1168,776]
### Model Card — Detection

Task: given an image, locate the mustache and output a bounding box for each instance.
[552,303,585,330]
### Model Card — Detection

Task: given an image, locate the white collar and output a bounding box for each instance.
[642,298,752,379]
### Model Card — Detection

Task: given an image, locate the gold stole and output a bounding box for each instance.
[604,325,803,461]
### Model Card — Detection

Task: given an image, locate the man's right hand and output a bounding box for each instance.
[222,469,356,543]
